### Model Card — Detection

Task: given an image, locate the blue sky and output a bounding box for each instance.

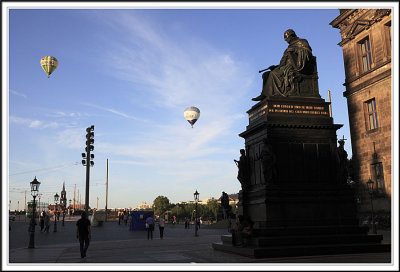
[3,3,396,211]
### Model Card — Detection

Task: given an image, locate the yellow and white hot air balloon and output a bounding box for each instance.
[40,56,58,78]
[184,106,200,128]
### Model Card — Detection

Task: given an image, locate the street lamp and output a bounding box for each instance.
[69,199,72,216]
[366,178,377,234]
[54,193,59,232]
[194,189,199,237]
[28,176,40,248]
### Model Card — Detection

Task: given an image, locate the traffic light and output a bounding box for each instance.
[82,125,94,167]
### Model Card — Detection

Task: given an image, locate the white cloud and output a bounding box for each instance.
[97,11,253,110]
[10,89,27,99]
[56,127,86,149]
[82,103,146,122]
[10,116,59,129]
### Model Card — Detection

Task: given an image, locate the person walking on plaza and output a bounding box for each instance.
[158,215,165,239]
[118,210,123,225]
[76,211,91,258]
[123,211,128,225]
[145,215,154,240]
[40,211,45,232]
[44,212,50,232]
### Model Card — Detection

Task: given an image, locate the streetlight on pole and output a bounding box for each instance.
[366,178,377,234]
[54,193,59,232]
[28,176,40,248]
[69,199,72,216]
[194,189,199,237]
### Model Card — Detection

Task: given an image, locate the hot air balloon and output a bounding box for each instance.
[184,106,200,128]
[40,56,58,78]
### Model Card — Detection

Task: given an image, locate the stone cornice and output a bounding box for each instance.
[331,9,391,47]
[343,68,391,98]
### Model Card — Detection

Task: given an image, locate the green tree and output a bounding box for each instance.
[205,199,219,220]
[153,195,170,216]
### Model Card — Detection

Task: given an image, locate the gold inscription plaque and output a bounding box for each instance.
[249,103,329,122]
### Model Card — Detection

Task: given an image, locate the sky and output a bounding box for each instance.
[3,2,398,212]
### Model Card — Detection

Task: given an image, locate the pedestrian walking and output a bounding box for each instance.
[145,215,154,240]
[76,211,91,258]
[128,212,132,229]
[184,217,188,229]
[44,212,50,232]
[158,216,165,239]
[123,211,128,225]
[40,211,45,231]
[118,210,122,225]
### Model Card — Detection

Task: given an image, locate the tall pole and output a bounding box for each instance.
[54,202,57,232]
[105,159,109,220]
[24,191,26,211]
[370,192,377,234]
[328,90,333,118]
[84,125,94,214]
[74,184,76,213]
[85,145,90,213]
[28,196,36,248]
[97,197,99,210]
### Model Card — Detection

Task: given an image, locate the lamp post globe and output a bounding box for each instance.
[194,190,199,237]
[366,178,377,234]
[54,193,59,232]
[28,176,40,248]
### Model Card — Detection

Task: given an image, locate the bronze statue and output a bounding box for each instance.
[336,138,349,184]
[234,149,249,190]
[253,29,314,101]
[220,191,231,219]
[258,138,277,184]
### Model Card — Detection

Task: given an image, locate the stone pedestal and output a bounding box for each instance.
[212,96,390,258]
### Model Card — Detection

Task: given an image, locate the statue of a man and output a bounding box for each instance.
[221,192,231,219]
[234,149,249,190]
[252,29,313,101]
[258,138,277,184]
[336,139,349,184]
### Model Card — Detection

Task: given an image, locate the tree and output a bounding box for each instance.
[153,196,170,216]
[205,199,219,221]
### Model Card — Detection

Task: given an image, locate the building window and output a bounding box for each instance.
[360,37,372,72]
[372,162,385,194]
[365,99,379,130]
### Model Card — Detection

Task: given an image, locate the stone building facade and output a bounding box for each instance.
[330,9,392,212]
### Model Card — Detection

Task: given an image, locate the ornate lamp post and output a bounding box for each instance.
[28,176,41,248]
[54,193,59,232]
[69,199,72,216]
[62,202,66,227]
[194,189,199,237]
[366,178,377,234]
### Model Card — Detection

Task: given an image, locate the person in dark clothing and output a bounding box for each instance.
[76,211,91,258]
[145,216,154,240]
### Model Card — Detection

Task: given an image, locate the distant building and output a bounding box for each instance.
[60,182,67,209]
[136,202,153,210]
[330,9,391,212]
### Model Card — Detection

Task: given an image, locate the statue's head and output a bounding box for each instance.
[284,29,297,43]
[240,149,245,155]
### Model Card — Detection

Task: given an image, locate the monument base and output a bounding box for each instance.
[213,96,390,258]
[212,231,390,258]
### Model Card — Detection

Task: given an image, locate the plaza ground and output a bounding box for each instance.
[6,215,393,267]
